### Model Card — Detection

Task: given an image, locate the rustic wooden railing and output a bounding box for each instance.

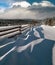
[0,25,29,39]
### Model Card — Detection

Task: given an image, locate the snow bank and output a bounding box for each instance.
[0,25,55,64]
[33,28,40,38]
[0,41,15,48]
[53,45,55,65]
[17,39,44,53]
[41,25,55,40]
[0,46,16,61]
[52,26,55,28]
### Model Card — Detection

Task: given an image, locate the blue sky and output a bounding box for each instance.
[0,3,9,8]
[28,0,55,4]
[0,0,55,8]
[48,0,55,4]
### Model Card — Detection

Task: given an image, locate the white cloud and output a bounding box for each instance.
[10,1,31,8]
[32,1,55,7]
[32,2,39,6]
[0,1,55,19]
[0,8,5,14]
[0,7,55,19]
[40,1,55,7]
[0,8,36,19]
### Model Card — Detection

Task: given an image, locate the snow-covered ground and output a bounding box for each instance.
[0,25,55,65]
[53,45,55,65]
[41,25,55,40]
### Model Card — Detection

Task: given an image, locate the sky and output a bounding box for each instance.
[0,0,55,8]
[0,0,55,19]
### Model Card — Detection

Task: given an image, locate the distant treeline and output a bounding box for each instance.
[0,17,55,26]
[0,19,39,26]
[44,18,55,26]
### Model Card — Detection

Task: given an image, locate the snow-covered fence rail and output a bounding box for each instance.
[0,25,29,39]
[0,28,20,36]
[0,25,20,32]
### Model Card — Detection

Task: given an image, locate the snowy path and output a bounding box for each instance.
[53,45,55,65]
[33,28,40,38]
[0,25,55,65]
[17,39,44,53]
[0,46,16,61]
[41,25,55,40]
[0,41,15,49]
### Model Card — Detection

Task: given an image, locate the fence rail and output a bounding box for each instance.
[0,25,29,39]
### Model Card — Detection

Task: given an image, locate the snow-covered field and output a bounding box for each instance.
[41,25,55,40]
[0,25,55,65]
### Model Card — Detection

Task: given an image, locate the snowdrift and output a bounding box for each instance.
[0,25,55,65]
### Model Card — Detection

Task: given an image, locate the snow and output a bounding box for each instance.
[0,41,15,48]
[23,35,31,40]
[17,25,55,65]
[33,28,40,38]
[26,31,30,35]
[0,25,55,65]
[18,25,55,52]
[53,26,55,28]
[53,45,55,65]
[0,46,16,61]
[23,28,32,40]
[17,39,44,53]
[22,24,29,27]
[41,25,55,40]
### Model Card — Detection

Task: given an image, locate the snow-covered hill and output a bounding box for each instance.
[0,25,55,65]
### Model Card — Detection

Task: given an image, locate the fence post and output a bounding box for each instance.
[19,25,22,34]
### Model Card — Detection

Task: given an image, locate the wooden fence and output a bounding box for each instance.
[0,25,29,39]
